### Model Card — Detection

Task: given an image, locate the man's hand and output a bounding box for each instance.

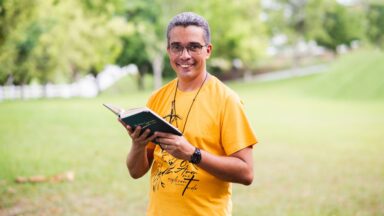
[155,131,195,161]
[119,118,156,150]
[119,118,156,179]
[155,131,254,185]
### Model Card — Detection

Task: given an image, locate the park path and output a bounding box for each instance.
[243,64,328,82]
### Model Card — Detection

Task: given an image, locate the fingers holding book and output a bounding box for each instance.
[119,119,156,148]
[118,118,133,134]
[155,132,195,161]
[133,127,156,148]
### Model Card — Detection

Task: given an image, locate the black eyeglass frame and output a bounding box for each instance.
[168,42,208,56]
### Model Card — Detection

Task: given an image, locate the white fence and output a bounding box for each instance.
[0,64,138,101]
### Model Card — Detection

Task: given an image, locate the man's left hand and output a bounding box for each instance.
[154,132,195,161]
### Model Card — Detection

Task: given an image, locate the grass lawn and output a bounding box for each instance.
[1,62,384,215]
[230,78,384,216]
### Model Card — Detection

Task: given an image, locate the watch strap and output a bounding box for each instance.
[190,147,201,164]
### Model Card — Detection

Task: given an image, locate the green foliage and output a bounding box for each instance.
[3,0,383,90]
[0,0,132,86]
[366,3,384,48]
[1,0,268,87]
[315,3,365,52]
[190,0,267,70]
[80,0,126,16]
[13,21,45,85]
[0,0,38,84]
[39,0,132,82]
[303,0,335,40]
[308,49,384,99]
[264,0,324,43]
[264,0,366,52]
[116,0,167,70]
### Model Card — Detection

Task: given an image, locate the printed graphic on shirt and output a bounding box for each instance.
[152,150,199,196]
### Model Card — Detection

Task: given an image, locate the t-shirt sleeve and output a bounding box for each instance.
[146,92,156,110]
[221,94,257,155]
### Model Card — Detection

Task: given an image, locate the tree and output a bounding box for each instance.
[0,0,38,86]
[366,3,384,48]
[187,0,267,77]
[79,0,134,92]
[263,0,318,68]
[117,0,187,90]
[117,28,151,90]
[31,0,131,95]
[1,0,132,96]
[1,0,268,92]
[315,3,365,52]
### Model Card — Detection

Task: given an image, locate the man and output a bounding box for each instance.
[121,12,257,216]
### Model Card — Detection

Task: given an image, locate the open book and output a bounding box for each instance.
[103,103,182,136]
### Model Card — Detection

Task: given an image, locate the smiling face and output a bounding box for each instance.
[167,25,212,82]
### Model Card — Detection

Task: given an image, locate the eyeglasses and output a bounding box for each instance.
[169,43,208,56]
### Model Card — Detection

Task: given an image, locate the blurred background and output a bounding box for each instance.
[0,0,383,215]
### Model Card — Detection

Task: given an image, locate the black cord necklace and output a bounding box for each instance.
[170,72,208,134]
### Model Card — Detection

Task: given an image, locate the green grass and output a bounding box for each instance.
[1,50,384,215]
[0,96,153,215]
[228,79,384,215]
[308,49,384,99]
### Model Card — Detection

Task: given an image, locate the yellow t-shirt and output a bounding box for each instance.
[145,75,257,216]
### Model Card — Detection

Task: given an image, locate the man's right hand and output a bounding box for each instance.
[118,118,156,149]
[119,118,156,179]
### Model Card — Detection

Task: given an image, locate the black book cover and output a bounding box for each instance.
[103,103,182,137]
[121,110,182,136]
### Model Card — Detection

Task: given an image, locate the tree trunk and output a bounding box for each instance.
[243,70,252,82]
[90,67,100,95]
[42,83,48,98]
[291,40,301,77]
[137,71,145,91]
[70,64,79,82]
[152,53,164,90]
[93,74,101,96]
[20,83,26,100]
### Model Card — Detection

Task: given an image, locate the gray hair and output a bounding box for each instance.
[166,12,211,45]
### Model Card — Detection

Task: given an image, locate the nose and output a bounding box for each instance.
[180,47,192,59]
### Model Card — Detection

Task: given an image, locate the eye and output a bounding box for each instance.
[171,44,183,52]
[188,44,202,52]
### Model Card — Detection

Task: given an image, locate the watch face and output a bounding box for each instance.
[191,148,201,164]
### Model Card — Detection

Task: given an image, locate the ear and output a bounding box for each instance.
[166,46,171,56]
[205,44,213,59]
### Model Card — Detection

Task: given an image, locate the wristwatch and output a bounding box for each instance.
[190,147,201,164]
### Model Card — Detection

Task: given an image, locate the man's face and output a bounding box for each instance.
[167,26,212,81]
